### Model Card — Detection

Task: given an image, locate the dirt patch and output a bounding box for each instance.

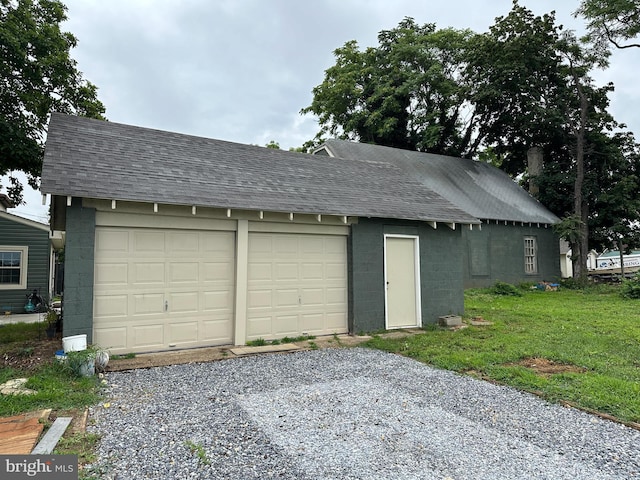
[1,340,58,371]
[510,357,586,376]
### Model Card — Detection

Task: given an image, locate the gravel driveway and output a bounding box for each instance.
[88,348,640,479]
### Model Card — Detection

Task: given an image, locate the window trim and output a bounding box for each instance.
[0,246,29,290]
[524,236,538,275]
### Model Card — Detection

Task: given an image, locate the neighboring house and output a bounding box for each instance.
[41,114,479,354]
[0,194,52,313]
[315,140,561,288]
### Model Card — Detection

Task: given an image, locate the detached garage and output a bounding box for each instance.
[41,114,478,354]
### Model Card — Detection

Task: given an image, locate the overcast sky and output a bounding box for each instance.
[7,0,640,222]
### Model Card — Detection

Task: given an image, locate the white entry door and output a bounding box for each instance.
[384,235,422,329]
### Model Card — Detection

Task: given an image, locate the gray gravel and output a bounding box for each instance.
[87,348,640,479]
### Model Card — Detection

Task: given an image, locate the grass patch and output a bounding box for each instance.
[366,286,640,423]
[0,323,102,417]
[110,352,136,360]
[246,335,317,347]
[0,321,46,344]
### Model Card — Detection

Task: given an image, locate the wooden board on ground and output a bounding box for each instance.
[0,410,50,454]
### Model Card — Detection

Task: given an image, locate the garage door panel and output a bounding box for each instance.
[202,319,233,342]
[202,261,234,282]
[167,321,198,343]
[93,327,127,350]
[275,263,298,281]
[300,313,323,333]
[132,325,164,348]
[94,295,128,317]
[301,288,323,306]
[133,294,165,315]
[168,292,199,313]
[131,262,164,284]
[248,233,347,339]
[168,262,199,283]
[301,237,323,254]
[275,236,298,255]
[248,263,272,282]
[326,312,348,330]
[326,263,347,280]
[301,263,323,280]
[276,289,299,307]
[134,231,165,254]
[203,290,234,311]
[95,229,129,253]
[247,316,271,338]
[167,232,199,254]
[247,289,272,309]
[95,263,128,285]
[326,287,347,305]
[273,315,299,335]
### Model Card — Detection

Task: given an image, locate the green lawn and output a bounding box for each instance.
[365,285,640,424]
[0,322,101,417]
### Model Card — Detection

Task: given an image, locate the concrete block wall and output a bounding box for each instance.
[462,223,561,288]
[62,200,96,342]
[349,218,465,333]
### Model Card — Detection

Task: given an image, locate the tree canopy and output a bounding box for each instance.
[576,0,640,50]
[0,0,105,204]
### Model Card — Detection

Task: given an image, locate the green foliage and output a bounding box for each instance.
[366,287,640,423]
[576,0,640,51]
[0,0,106,204]
[184,440,211,466]
[620,273,640,298]
[490,281,522,296]
[246,338,267,346]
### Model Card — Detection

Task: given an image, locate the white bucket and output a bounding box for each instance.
[62,334,87,353]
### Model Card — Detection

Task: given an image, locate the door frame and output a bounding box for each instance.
[383,234,422,329]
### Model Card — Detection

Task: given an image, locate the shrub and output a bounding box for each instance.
[620,274,640,299]
[491,281,522,296]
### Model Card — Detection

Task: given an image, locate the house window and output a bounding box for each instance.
[524,237,537,274]
[0,247,28,289]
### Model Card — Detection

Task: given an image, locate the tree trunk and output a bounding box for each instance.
[570,66,589,283]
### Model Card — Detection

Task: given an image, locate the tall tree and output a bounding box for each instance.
[0,0,105,205]
[576,0,640,51]
[301,19,482,157]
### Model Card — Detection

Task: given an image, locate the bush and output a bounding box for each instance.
[491,281,523,296]
[620,274,640,299]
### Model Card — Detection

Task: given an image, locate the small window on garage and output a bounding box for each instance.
[0,247,28,289]
[524,236,537,274]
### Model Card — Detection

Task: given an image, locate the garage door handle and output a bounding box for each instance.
[164,301,168,312]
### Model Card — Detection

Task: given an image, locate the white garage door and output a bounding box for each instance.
[247,233,348,340]
[93,227,235,354]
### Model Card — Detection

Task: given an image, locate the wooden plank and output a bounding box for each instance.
[31,417,72,455]
[0,419,44,454]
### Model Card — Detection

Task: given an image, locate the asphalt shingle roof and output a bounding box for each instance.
[41,114,479,225]
[321,139,560,225]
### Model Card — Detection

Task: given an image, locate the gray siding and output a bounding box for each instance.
[349,218,464,333]
[62,201,95,341]
[0,216,50,313]
[462,223,561,288]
